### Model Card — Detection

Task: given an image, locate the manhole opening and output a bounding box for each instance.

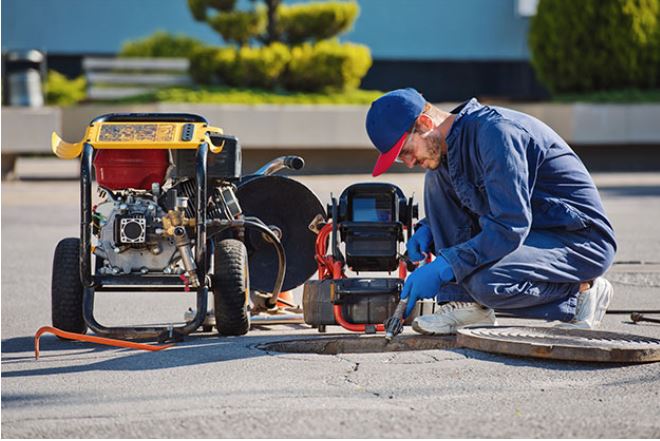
[258,335,456,355]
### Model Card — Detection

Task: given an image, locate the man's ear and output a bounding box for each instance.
[417,113,434,132]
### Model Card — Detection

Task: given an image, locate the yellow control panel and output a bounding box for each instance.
[52,122,225,159]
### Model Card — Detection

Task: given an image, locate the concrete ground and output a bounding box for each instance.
[2,159,660,438]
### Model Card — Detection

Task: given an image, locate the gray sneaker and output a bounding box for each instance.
[560,277,613,329]
[411,301,496,335]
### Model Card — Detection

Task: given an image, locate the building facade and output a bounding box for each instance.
[2,0,547,101]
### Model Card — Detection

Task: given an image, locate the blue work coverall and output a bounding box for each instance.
[424,98,616,321]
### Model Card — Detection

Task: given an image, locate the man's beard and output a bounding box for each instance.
[424,131,443,169]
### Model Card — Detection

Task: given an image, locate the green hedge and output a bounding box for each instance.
[278,1,359,45]
[189,46,224,84]
[45,70,87,106]
[284,40,371,91]
[122,1,368,93]
[231,43,291,88]
[213,46,240,86]
[189,39,371,91]
[529,0,660,94]
[208,9,266,46]
[119,31,205,58]
[190,43,289,88]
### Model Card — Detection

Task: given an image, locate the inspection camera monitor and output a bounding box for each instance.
[335,183,417,272]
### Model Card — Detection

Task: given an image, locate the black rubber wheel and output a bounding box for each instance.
[213,239,250,336]
[51,238,87,334]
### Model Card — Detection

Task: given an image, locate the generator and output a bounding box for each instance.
[50,113,324,342]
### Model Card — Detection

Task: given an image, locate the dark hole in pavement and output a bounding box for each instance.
[258,334,456,355]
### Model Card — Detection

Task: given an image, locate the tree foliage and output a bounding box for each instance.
[185,0,371,92]
[277,2,359,45]
[529,0,660,93]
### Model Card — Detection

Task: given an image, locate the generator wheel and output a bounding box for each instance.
[51,238,87,334]
[213,239,250,336]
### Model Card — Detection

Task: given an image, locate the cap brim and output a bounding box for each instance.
[372,132,407,177]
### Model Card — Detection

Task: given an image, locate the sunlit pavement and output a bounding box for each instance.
[2,161,659,438]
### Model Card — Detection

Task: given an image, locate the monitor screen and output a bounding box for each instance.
[352,196,392,222]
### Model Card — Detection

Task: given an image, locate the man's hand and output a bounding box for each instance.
[401,255,454,317]
[406,223,434,262]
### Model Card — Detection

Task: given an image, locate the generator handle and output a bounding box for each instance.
[254,155,305,176]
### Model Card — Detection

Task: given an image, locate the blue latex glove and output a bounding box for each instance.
[401,255,454,317]
[406,223,434,262]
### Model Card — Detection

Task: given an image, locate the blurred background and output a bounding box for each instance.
[2,0,660,176]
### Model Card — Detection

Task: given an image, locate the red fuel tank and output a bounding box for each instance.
[93,149,169,190]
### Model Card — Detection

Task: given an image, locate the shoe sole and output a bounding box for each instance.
[411,320,455,335]
[411,319,496,336]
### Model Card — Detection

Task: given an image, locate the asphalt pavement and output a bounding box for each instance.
[2,161,660,438]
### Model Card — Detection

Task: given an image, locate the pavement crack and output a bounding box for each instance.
[382,353,398,363]
[341,374,381,398]
[333,355,384,398]
[427,353,443,362]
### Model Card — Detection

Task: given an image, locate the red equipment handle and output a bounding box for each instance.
[315,222,386,333]
[333,305,385,332]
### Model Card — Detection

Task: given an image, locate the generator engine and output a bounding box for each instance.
[94,187,177,276]
[93,179,241,284]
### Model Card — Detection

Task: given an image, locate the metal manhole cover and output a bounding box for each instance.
[457,326,660,363]
[259,334,456,355]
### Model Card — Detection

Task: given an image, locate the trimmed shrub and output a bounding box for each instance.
[214,46,240,86]
[278,1,359,45]
[189,46,223,84]
[529,0,660,94]
[183,0,370,93]
[284,39,371,91]
[188,0,237,20]
[45,70,87,106]
[208,9,266,46]
[119,31,205,58]
[232,42,291,88]
[189,44,291,88]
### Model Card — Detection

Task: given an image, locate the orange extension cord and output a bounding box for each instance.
[34,326,174,360]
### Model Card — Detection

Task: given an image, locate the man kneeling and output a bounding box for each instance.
[365,88,616,333]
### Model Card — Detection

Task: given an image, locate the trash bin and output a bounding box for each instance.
[5,50,45,107]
